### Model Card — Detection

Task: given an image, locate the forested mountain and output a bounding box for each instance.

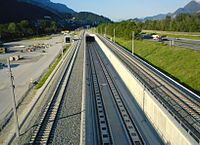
[172,0,200,17]
[18,0,111,26]
[0,0,112,41]
[0,0,111,26]
[73,12,111,26]
[143,13,171,21]
[18,0,75,15]
[0,0,59,24]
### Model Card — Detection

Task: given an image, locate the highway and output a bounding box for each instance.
[98,34,200,144]
[143,35,200,51]
[165,38,200,51]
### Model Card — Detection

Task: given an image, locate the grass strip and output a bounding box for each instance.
[35,45,70,89]
[111,36,200,94]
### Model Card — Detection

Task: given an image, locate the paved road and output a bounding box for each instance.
[166,37,200,51]
[143,35,200,51]
[0,35,63,120]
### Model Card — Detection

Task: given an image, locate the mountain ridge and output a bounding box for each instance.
[0,0,112,29]
[137,0,200,21]
[0,0,60,24]
[18,0,75,14]
[172,0,200,17]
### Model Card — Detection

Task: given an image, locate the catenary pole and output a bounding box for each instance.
[7,58,20,137]
[132,31,134,55]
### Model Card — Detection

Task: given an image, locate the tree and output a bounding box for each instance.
[141,13,200,32]
[8,22,16,33]
[50,21,57,32]
[20,20,29,28]
[38,20,47,33]
[19,20,31,36]
[0,24,5,38]
[97,21,141,40]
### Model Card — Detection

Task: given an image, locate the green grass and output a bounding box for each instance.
[35,45,70,89]
[142,30,200,40]
[114,37,200,94]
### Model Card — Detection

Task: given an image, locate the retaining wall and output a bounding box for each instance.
[94,35,197,145]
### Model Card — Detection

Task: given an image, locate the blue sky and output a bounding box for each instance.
[51,0,192,21]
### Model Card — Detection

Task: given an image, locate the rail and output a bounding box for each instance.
[97,34,200,143]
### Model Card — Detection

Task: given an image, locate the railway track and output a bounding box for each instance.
[87,38,145,145]
[97,34,200,143]
[29,40,80,145]
[88,43,112,145]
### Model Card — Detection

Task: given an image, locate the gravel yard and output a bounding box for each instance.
[0,35,63,122]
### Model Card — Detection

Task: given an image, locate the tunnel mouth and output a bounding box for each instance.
[86,36,95,42]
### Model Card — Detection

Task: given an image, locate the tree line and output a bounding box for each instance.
[0,19,59,42]
[97,21,142,40]
[141,13,200,32]
[97,12,200,40]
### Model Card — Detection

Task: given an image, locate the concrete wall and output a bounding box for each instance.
[94,35,198,145]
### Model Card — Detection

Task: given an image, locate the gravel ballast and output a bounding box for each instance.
[52,41,84,145]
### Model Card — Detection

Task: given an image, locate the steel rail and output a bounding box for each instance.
[97,35,200,143]
[90,42,145,145]
[29,41,80,145]
[87,42,113,145]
